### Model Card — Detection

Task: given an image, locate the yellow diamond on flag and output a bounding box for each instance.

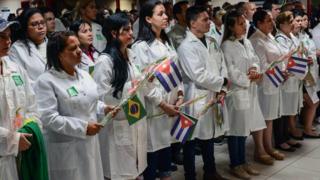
[128,99,140,119]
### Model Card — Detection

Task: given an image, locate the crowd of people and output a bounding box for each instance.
[1,0,320,180]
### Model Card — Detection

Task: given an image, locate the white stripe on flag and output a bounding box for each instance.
[274,69,284,81]
[170,66,181,85]
[159,72,175,90]
[172,121,189,142]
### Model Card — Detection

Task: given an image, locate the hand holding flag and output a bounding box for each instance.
[171,112,198,144]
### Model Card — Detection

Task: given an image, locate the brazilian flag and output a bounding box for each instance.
[122,95,147,125]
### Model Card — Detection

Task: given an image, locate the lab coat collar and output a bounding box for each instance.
[0,56,18,76]
[185,31,210,48]
[49,67,83,80]
[127,48,137,63]
[255,29,278,42]
[27,38,47,64]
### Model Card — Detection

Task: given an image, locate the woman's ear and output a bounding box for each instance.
[111,30,117,39]
[145,16,152,24]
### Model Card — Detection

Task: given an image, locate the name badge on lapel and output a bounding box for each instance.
[67,86,79,97]
[12,74,24,86]
[96,34,103,41]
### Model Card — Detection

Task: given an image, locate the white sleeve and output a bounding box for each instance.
[132,43,164,105]
[222,42,250,88]
[92,55,115,102]
[20,66,42,128]
[131,41,152,70]
[34,78,88,139]
[0,127,20,157]
[178,45,224,92]
[250,39,269,73]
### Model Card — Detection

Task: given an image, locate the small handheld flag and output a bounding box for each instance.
[122,95,147,125]
[287,56,308,79]
[154,59,182,93]
[266,65,285,87]
[170,112,198,144]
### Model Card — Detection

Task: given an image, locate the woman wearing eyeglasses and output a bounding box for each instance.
[9,8,47,87]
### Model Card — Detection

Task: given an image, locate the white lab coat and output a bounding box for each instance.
[177,31,229,139]
[0,56,40,180]
[221,39,266,136]
[132,40,181,152]
[132,18,139,40]
[275,32,303,115]
[93,50,160,179]
[250,30,284,120]
[206,21,224,46]
[55,18,67,31]
[92,22,107,52]
[299,32,319,103]
[78,50,99,74]
[167,23,187,49]
[311,23,320,49]
[34,68,105,180]
[9,39,46,86]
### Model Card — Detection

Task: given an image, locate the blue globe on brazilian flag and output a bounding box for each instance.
[122,95,147,125]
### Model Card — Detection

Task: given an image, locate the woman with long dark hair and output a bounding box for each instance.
[69,19,99,74]
[9,8,47,86]
[74,0,106,52]
[221,10,265,179]
[132,1,183,180]
[94,13,147,180]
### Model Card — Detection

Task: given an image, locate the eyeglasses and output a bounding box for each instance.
[29,20,46,28]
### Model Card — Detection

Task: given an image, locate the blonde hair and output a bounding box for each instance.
[73,0,95,20]
[275,11,293,29]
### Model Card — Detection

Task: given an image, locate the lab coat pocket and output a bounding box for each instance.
[113,120,133,146]
[262,77,277,95]
[232,90,250,110]
[47,141,77,170]
[282,78,299,93]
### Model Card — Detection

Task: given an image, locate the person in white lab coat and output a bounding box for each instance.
[274,11,303,151]
[221,10,266,180]
[9,8,47,86]
[210,8,225,46]
[249,9,285,164]
[34,31,117,180]
[299,11,320,138]
[177,6,229,180]
[0,18,40,180]
[40,7,56,36]
[74,0,107,52]
[93,13,173,180]
[69,19,99,74]
[311,19,320,50]
[167,1,189,50]
[132,1,182,179]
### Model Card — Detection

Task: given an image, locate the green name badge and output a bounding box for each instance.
[12,75,24,86]
[89,66,94,75]
[67,86,79,97]
[96,34,103,41]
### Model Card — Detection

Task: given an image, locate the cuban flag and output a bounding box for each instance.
[170,112,198,144]
[287,56,308,79]
[154,59,182,93]
[265,65,285,87]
